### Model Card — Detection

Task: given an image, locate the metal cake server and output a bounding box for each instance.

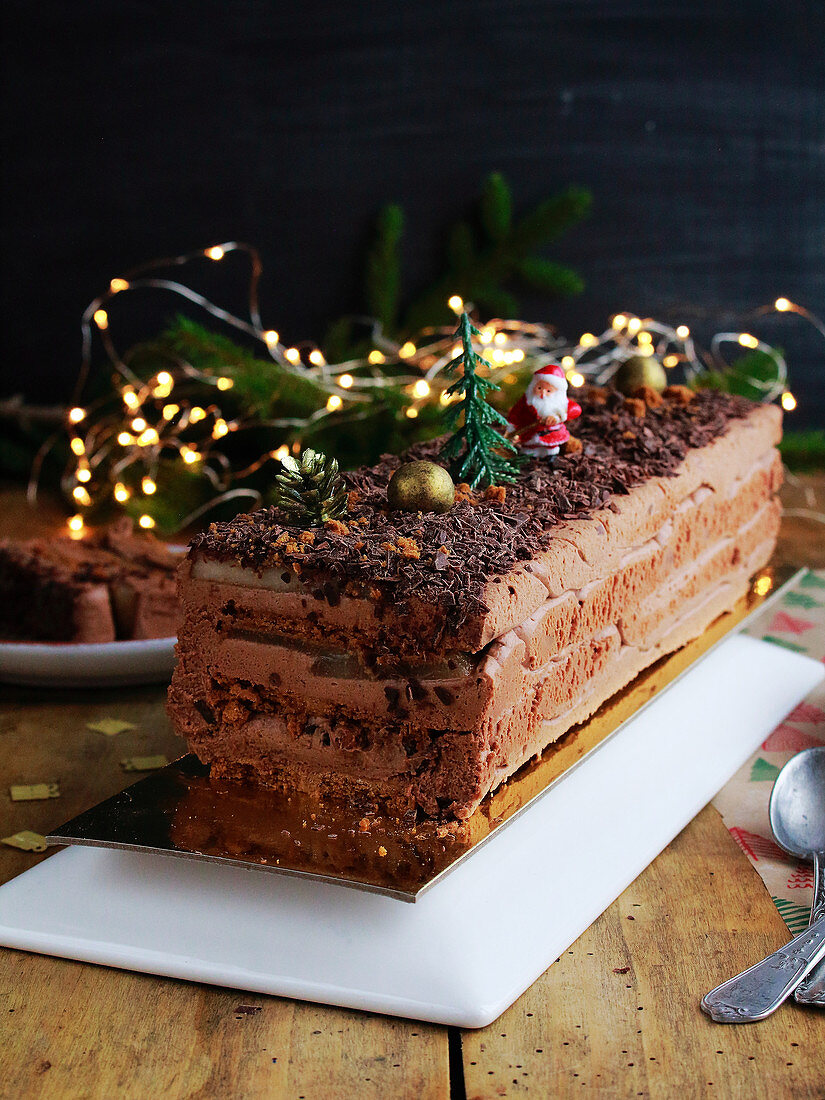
[770,746,825,1005]
[701,748,825,1022]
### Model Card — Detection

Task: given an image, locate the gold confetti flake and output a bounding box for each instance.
[120,755,170,772]
[2,831,48,853]
[87,718,136,737]
[9,783,60,802]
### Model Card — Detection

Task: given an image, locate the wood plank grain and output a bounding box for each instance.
[0,952,449,1099]
[460,806,824,1099]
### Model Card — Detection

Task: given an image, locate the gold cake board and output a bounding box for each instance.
[46,565,798,901]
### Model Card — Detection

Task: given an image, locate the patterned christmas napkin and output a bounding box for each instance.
[713,570,825,932]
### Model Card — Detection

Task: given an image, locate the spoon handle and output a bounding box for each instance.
[701,912,825,1023]
[794,851,825,1006]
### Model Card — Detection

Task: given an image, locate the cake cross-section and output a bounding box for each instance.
[168,388,782,820]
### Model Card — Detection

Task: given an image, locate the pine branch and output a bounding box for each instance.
[517,257,585,296]
[365,203,404,332]
[403,175,591,333]
[146,315,331,416]
[480,172,512,243]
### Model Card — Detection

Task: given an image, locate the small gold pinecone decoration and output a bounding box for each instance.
[272,448,348,527]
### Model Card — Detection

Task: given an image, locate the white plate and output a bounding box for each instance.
[0,635,820,1027]
[0,636,176,688]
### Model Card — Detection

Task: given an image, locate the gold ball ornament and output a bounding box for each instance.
[614,355,667,395]
[386,461,455,514]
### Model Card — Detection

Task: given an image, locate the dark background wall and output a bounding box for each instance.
[2,0,823,426]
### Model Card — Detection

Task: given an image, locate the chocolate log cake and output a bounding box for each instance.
[168,387,782,820]
[0,520,179,643]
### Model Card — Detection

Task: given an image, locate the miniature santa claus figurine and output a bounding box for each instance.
[506,363,582,458]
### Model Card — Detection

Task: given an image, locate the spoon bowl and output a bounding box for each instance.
[768,746,825,859]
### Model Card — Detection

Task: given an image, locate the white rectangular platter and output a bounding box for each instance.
[0,634,821,1027]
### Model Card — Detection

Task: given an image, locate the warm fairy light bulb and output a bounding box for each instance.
[263,329,280,347]
[109,278,129,293]
[205,245,225,261]
[139,514,156,529]
[189,407,206,423]
[326,394,343,412]
[578,332,596,347]
[512,349,525,362]
[638,344,655,357]
[68,407,86,424]
[76,467,92,483]
[738,333,759,349]
[491,349,506,363]
[93,309,108,330]
[68,515,85,538]
[162,403,180,420]
[70,437,85,456]
[155,371,173,387]
[439,391,452,406]
[272,445,290,462]
[568,372,586,388]
[627,317,642,335]
[781,391,797,411]
[339,373,354,389]
[447,295,464,314]
[663,354,680,368]
[72,485,91,505]
[141,476,157,495]
[676,324,690,339]
[137,428,159,446]
[114,483,130,502]
[181,447,199,464]
[398,342,416,359]
[637,331,653,345]
[308,349,325,367]
[412,380,430,398]
[405,406,419,418]
[480,328,495,344]
[368,350,386,365]
[131,417,147,432]
[285,347,301,364]
[117,431,134,447]
[451,344,462,357]
[216,376,234,391]
[612,314,627,329]
[122,389,139,409]
[754,573,773,596]
[775,297,792,312]
[561,355,575,370]
[212,418,229,438]
[493,332,507,346]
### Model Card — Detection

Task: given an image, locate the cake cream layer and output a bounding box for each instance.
[184,404,781,657]
[178,541,771,819]
[171,474,779,734]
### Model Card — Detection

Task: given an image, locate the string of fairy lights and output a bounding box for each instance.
[39,240,823,538]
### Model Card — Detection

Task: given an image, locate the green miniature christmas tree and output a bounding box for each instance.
[438,312,521,488]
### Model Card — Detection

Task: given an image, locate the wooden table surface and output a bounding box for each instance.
[1,480,824,1099]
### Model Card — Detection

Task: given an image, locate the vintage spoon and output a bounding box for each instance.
[770,746,825,1005]
[701,748,825,1022]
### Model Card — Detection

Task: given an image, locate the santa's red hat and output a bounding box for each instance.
[529,362,567,389]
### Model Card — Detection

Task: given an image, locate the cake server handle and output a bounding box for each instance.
[701,912,825,1023]
[794,851,825,1005]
